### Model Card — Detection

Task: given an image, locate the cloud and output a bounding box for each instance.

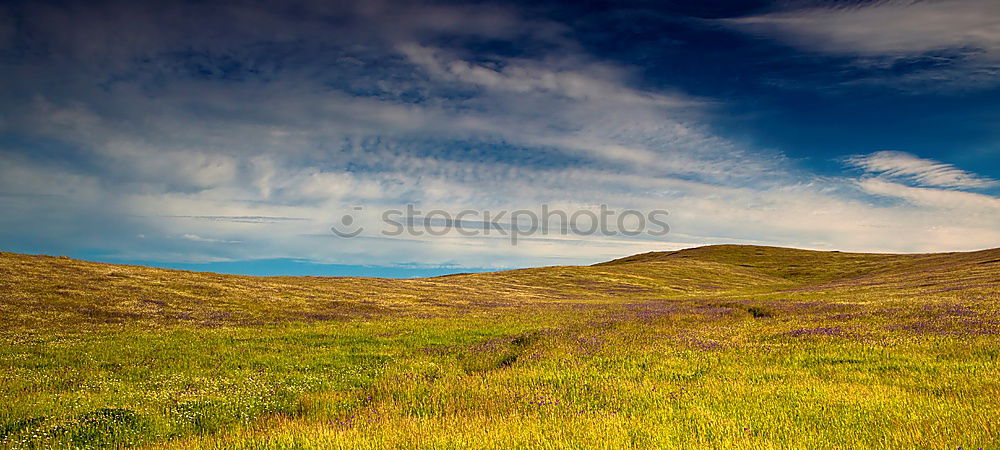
[397,44,691,107]
[181,233,241,244]
[727,0,1000,89]
[857,177,1000,210]
[846,150,996,189]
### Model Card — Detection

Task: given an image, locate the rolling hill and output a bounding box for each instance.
[2,245,998,331]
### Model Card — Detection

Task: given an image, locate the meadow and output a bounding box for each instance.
[0,245,997,448]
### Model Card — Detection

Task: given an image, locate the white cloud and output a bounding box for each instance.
[846,150,996,189]
[397,44,691,107]
[857,177,1000,211]
[730,0,1000,57]
[181,233,241,244]
[727,0,1000,88]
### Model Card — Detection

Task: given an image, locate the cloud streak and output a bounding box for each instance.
[727,0,1000,89]
[846,150,997,189]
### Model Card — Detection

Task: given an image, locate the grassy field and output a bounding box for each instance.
[0,245,997,448]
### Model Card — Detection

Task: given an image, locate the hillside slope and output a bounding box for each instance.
[601,244,1000,294]
[2,245,998,332]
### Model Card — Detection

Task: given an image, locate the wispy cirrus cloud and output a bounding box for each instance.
[727,0,1000,89]
[857,177,1000,210]
[846,150,996,189]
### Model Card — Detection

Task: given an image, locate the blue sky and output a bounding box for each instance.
[1,0,999,276]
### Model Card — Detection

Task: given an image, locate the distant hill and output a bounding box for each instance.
[599,244,1000,288]
[1,245,998,332]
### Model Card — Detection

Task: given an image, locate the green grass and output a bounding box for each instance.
[0,245,998,448]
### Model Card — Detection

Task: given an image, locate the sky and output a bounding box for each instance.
[1,0,999,276]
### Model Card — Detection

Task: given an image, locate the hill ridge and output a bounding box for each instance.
[2,245,998,332]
